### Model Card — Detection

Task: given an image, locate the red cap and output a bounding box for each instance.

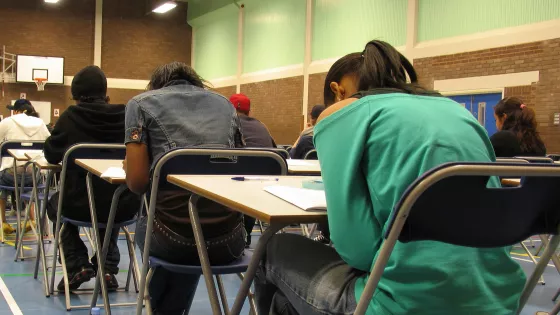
[230,94,251,112]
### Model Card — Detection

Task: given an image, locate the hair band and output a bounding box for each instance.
[520,104,527,109]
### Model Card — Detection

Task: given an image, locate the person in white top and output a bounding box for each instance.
[0,99,50,234]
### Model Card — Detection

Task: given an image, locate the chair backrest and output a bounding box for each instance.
[151,148,287,191]
[514,156,554,163]
[496,158,529,164]
[0,140,45,158]
[60,143,126,174]
[304,149,318,160]
[386,162,560,248]
[547,154,560,161]
[249,147,289,160]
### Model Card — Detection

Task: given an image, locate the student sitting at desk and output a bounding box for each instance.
[44,66,140,292]
[124,62,246,315]
[255,41,525,315]
[0,99,50,234]
[230,93,275,247]
[490,96,546,157]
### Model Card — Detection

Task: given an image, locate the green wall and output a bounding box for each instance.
[191,5,238,80]
[418,0,560,42]
[242,0,306,73]
[312,0,407,61]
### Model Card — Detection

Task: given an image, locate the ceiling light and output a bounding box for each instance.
[45,0,60,3]
[152,1,177,14]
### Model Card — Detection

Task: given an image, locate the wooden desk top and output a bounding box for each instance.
[33,157,62,171]
[167,175,327,225]
[287,159,321,175]
[8,149,42,161]
[75,159,126,185]
[501,178,521,186]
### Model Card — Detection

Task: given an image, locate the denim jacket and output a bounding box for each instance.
[124,80,243,238]
[125,80,242,165]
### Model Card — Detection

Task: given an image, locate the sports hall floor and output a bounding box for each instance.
[0,223,556,314]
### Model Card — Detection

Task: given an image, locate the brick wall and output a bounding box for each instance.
[1,84,143,123]
[102,0,192,80]
[308,73,327,116]
[212,86,237,99]
[241,76,304,145]
[0,0,95,76]
[414,39,560,153]
[0,84,71,123]
[0,0,191,121]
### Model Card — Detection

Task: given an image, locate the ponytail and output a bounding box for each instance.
[494,97,546,154]
[357,40,427,94]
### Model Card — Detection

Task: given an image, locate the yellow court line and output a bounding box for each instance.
[2,241,32,250]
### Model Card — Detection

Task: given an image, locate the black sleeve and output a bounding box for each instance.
[290,136,315,159]
[44,111,73,164]
[490,131,521,158]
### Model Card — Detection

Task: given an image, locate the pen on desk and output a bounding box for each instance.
[231,176,279,181]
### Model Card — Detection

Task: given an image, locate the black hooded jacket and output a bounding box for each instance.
[44,102,140,222]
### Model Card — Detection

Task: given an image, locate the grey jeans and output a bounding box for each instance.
[256,233,364,315]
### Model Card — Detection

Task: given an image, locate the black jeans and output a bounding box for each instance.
[136,216,246,315]
[256,233,363,315]
[47,194,121,274]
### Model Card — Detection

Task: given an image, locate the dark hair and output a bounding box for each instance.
[323,52,362,106]
[17,103,39,118]
[148,61,209,90]
[494,97,545,154]
[323,41,430,106]
[357,40,426,93]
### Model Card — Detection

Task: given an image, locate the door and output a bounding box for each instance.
[448,93,502,137]
[472,93,502,137]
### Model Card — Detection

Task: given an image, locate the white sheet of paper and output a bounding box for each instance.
[264,186,327,211]
[287,160,316,166]
[100,167,126,179]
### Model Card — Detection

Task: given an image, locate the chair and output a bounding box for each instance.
[48,144,140,312]
[136,148,287,315]
[514,156,554,163]
[547,154,560,162]
[353,162,560,315]
[248,147,290,160]
[0,140,45,243]
[304,149,317,160]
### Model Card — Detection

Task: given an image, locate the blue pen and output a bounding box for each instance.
[232,176,279,181]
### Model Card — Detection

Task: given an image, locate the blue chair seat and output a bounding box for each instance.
[149,250,253,275]
[61,216,137,229]
[20,190,55,201]
[0,185,34,192]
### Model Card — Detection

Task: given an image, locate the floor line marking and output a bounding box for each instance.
[0,277,22,315]
[512,256,555,267]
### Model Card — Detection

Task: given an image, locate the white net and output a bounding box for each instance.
[34,79,47,91]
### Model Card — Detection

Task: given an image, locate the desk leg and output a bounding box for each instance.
[518,234,560,313]
[539,235,560,274]
[230,222,285,315]
[34,170,52,297]
[15,162,34,261]
[86,174,123,315]
[13,159,21,251]
[188,195,221,315]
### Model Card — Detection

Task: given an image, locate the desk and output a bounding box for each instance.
[6,149,43,249]
[75,159,125,185]
[8,149,42,161]
[167,175,327,315]
[287,159,321,175]
[23,155,61,296]
[74,158,134,314]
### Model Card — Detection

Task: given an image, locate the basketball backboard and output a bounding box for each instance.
[16,55,64,84]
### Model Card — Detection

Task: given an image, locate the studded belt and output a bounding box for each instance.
[154,218,245,247]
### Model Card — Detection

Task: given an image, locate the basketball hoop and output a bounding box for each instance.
[34,78,47,91]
